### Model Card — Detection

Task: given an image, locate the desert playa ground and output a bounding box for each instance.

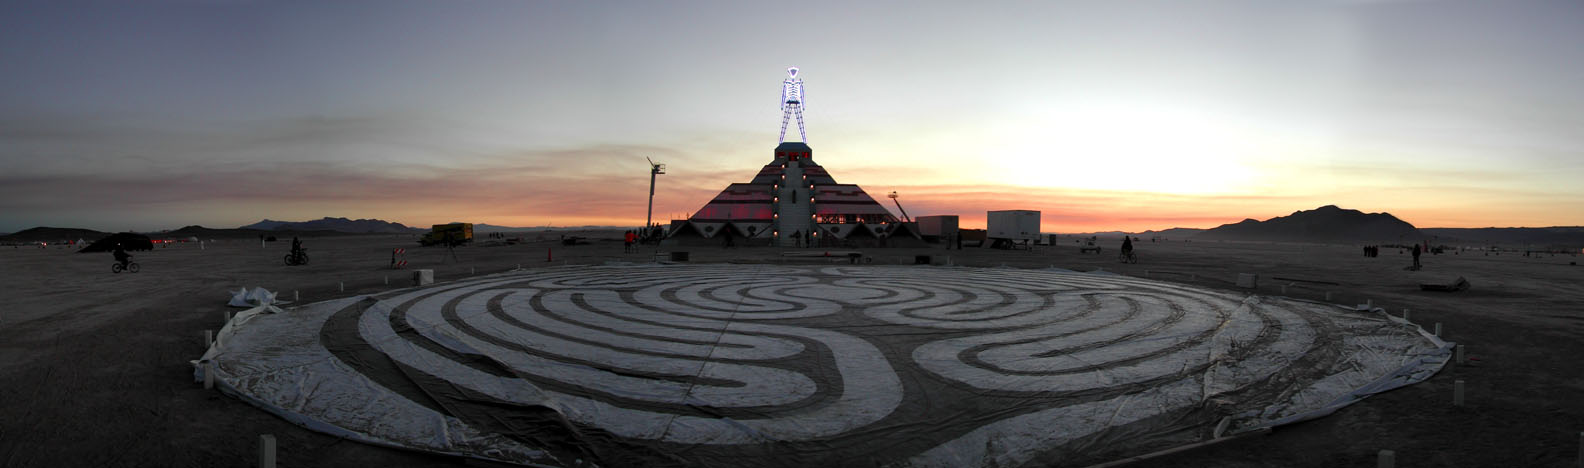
[1,232,1581,467]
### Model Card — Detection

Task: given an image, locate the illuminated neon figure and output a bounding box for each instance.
[779,67,807,143]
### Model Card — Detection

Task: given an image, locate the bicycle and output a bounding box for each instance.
[1118,250,1138,264]
[111,261,140,273]
[284,249,310,266]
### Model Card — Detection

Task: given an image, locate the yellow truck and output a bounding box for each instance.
[420,223,473,247]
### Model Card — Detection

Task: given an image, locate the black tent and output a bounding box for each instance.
[77,233,153,253]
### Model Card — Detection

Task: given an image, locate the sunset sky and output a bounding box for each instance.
[2,0,1581,233]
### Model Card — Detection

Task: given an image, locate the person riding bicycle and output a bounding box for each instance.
[290,237,303,260]
[1121,236,1134,256]
[112,243,131,268]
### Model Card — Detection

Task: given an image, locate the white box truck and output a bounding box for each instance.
[987,210,1040,249]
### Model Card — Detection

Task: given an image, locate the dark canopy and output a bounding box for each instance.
[77,233,153,253]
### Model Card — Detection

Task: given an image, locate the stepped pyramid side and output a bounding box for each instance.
[665,142,916,247]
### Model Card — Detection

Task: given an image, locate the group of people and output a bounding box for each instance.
[623,224,668,253]
[786,230,814,248]
[1361,243,1427,270]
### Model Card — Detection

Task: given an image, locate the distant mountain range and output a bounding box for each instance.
[5,208,1581,247]
[1420,226,1584,246]
[1194,205,1424,243]
[240,217,424,234]
[1070,206,1584,248]
[0,226,110,243]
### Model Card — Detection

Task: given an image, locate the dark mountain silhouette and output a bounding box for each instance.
[1195,205,1424,243]
[1139,227,1205,238]
[240,217,423,234]
[0,226,109,243]
[162,225,367,239]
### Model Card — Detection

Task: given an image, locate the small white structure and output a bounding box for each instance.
[412,269,434,286]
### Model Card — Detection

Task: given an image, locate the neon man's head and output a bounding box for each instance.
[787,67,799,78]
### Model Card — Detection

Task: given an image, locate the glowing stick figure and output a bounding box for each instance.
[779,67,807,143]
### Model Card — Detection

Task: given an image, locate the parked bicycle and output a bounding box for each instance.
[111,260,141,273]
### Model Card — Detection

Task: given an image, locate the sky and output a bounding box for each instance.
[2,0,1582,233]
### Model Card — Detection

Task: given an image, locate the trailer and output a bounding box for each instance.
[420,223,474,247]
[915,215,959,243]
[987,210,1040,250]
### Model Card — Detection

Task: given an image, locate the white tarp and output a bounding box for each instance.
[227,287,278,308]
[195,266,1451,467]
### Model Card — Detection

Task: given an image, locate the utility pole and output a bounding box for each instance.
[646,157,665,228]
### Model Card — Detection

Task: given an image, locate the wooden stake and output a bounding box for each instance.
[1403,309,1411,321]
[204,330,213,347]
[258,434,277,468]
[203,361,214,390]
[1377,449,1395,468]
[294,290,299,302]
[1575,431,1581,468]
[1434,322,1442,336]
[1456,345,1465,365]
[338,282,344,292]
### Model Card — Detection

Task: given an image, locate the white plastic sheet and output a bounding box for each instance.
[227,287,278,308]
[195,266,1450,467]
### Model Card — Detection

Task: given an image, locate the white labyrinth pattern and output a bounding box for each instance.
[208,265,1450,467]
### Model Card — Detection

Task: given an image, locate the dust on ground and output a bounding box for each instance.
[1,233,1580,467]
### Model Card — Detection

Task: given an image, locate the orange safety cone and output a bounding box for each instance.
[547,247,553,262]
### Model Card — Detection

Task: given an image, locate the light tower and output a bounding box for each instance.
[646,157,665,229]
[887,191,912,222]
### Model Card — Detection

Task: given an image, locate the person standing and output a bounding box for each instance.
[623,230,635,253]
[1412,243,1423,269]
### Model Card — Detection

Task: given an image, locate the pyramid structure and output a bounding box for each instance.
[666,142,921,247]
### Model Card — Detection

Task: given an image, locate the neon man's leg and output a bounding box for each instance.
[794,104,807,142]
[780,107,793,143]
